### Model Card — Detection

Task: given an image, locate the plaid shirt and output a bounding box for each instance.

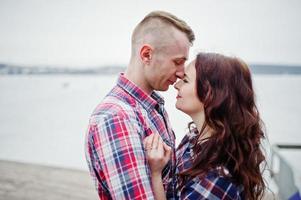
[85,74,177,200]
[175,131,244,200]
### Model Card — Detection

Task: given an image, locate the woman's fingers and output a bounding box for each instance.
[158,136,163,152]
[144,133,171,164]
[163,141,171,151]
[144,133,160,151]
[163,142,172,160]
[144,134,154,150]
[152,133,160,149]
[144,134,172,174]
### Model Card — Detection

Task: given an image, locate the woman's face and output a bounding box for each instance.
[174,60,204,116]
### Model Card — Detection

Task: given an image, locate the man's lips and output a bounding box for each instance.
[168,80,176,85]
[176,95,182,99]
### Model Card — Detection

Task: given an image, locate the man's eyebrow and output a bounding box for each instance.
[174,57,187,61]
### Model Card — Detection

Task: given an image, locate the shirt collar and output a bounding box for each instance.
[117,73,165,111]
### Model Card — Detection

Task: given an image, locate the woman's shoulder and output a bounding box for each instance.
[180,169,243,200]
[177,129,198,148]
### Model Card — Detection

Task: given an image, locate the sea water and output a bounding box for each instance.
[0,74,300,171]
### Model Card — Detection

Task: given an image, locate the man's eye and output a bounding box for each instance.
[175,60,184,66]
[183,79,188,83]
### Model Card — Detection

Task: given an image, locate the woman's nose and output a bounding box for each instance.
[174,80,180,90]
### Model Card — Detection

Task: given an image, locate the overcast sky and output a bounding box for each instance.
[0,0,300,67]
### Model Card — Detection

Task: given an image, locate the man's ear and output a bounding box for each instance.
[140,44,153,64]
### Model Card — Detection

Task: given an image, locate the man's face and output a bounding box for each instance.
[145,31,190,91]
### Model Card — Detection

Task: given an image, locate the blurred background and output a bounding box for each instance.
[0,0,300,198]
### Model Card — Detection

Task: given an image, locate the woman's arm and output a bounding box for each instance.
[151,171,166,200]
[144,133,171,200]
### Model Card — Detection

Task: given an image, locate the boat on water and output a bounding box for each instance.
[270,144,301,200]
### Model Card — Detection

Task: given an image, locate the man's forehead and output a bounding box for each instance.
[169,40,190,58]
[165,43,189,58]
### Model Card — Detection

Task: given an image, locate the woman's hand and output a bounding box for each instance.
[143,133,172,175]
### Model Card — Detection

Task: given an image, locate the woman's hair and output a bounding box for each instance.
[180,53,266,200]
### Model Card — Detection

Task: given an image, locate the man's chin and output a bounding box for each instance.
[155,85,170,92]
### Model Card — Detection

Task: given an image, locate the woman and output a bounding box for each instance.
[144,53,266,200]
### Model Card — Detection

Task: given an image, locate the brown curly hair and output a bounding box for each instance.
[179,53,266,200]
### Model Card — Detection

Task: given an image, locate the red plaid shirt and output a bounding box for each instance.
[85,74,177,200]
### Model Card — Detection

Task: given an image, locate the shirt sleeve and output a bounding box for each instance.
[179,176,241,200]
[87,114,155,200]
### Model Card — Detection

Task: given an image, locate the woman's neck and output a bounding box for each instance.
[190,112,212,140]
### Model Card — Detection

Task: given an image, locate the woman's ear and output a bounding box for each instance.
[140,44,152,64]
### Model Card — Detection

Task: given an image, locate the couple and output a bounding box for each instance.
[85,11,266,200]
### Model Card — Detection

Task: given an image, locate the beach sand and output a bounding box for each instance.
[0,159,278,200]
[0,160,97,200]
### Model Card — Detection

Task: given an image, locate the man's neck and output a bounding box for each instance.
[124,66,153,95]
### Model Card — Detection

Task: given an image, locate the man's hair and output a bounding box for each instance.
[138,11,195,43]
[131,11,195,54]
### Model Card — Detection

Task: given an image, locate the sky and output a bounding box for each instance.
[0,0,301,67]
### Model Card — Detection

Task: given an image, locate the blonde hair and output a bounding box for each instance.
[131,11,195,54]
[137,11,195,43]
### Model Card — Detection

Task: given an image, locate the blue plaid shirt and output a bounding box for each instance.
[174,130,244,200]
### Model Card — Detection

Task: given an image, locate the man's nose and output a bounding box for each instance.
[175,67,185,79]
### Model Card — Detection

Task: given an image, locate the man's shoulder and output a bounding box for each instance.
[90,89,138,122]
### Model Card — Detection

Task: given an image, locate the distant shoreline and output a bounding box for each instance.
[1,63,301,75]
[250,64,301,75]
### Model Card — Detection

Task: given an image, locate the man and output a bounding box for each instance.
[85,11,195,200]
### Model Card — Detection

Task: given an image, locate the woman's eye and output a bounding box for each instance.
[183,79,188,83]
